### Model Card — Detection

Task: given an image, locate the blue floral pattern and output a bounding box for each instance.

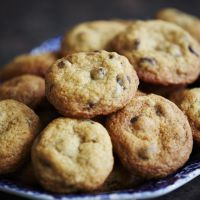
[0,37,200,200]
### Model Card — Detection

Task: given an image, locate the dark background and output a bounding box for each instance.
[0,0,200,199]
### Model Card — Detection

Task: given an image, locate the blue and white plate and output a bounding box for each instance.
[1,37,200,200]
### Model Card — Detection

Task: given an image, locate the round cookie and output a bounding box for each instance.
[106,94,193,179]
[0,52,57,81]
[46,50,139,118]
[112,20,200,85]
[32,118,114,193]
[0,99,40,174]
[156,8,200,43]
[0,75,45,108]
[61,20,129,55]
[170,88,200,145]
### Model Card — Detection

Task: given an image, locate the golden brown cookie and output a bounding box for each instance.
[46,50,139,118]
[0,75,45,108]
[106,94,193,179]
[61,20,129,55]
[32,118,114,193]
[0,52,57,81]
[170,88,200,145]
[0,99,40,174]
[156,8,200,43]
[112,20,200,85]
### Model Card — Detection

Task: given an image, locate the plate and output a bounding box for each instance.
[0,37,200,200]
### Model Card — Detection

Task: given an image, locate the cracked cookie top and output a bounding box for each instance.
[170,88,200,144]
[0,99,40,174]
[0,52,57,81]
[112,20,200,85]
[61,20,129,55]
[46,50,139,118]
[32,118,113,193]
[0,75,45,108]
[156,8,200,43]
[106,94,193,178]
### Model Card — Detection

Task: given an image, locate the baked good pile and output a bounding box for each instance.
[0,8,200,193]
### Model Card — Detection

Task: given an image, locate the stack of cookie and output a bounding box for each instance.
[0,8,199,194]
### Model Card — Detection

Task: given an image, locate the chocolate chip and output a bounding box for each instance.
[86,102,96,110]
[120,61,126,67]
[116,74,126,90]
[39,157,51,168]
[188,45,199,57]
[130,116,139,124]
[139,57,157,66]
[109,54,114,59]
[127,76,131,84]
[91,139,97,143]
[196,125,200,131]
[58,61,65,68]
[91,67,106,80]
[138,148,149,160]
[66,55,73,64]
[155,105,164,116]
[133,39,140,50]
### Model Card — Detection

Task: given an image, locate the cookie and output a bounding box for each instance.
[112,20,200,85]
[61,20,129,55]
[99,158,143,192]
[106,94,193,178]
[0,52,57,81]
[46,50,139,118]
[0,75,45,108]
[170,88,200,145]
[32,118,114,193]
[156,8,200,43]
[0,99,40,174]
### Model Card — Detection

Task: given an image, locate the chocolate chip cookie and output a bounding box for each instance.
[46,50,139,118]
[61,20,129,55]
[0,99,40,174]
[112,20,200,85]
[170,88,200,145]
[106,94,193,178]
[0,75,45,108]
[0,52,57,81]
[32,118,114,193]
[156,8,200,43]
